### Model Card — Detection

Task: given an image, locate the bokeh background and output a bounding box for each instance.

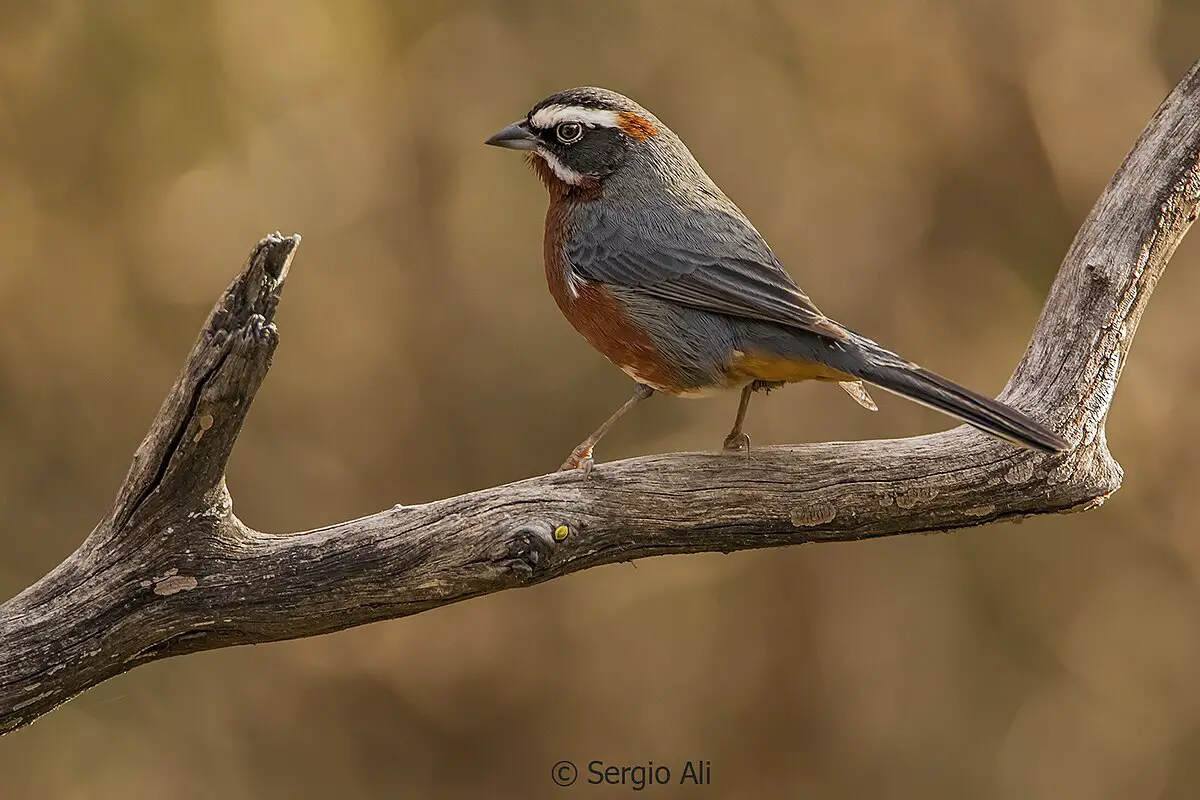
[1,1,1199,797]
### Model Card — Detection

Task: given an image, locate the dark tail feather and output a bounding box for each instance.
[840,338,1068,453]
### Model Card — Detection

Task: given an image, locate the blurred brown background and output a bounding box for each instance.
[1,0,1199,797]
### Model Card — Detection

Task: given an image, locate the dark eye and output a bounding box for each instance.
[555,121,584,144]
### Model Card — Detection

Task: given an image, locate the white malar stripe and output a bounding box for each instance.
[530,104,621,131]
[538,149,587,186]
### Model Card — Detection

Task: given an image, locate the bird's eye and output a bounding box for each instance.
[555,121,584,144]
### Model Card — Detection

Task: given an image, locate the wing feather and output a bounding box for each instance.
[567,204,846,340]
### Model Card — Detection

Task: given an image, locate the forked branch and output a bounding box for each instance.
[3,62,1200,733]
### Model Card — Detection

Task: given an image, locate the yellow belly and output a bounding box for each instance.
[725,350,854,384]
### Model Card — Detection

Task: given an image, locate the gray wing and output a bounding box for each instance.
[567,203,848,340]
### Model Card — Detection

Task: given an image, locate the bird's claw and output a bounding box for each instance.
[722,432,751,454]
[558,445,595,476]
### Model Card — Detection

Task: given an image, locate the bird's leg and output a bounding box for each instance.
[723,380,786,454]
[723,384,756,453]
[559,383,654,473]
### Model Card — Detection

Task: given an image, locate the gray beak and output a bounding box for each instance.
[485,120,538,151]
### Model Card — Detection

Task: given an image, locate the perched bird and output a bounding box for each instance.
[486,87,1068,471]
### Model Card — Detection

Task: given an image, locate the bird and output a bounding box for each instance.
[485,87,1068,472]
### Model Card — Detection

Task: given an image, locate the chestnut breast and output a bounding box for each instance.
[541,185,688,395]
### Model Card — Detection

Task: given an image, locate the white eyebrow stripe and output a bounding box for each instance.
[530,105,621,130]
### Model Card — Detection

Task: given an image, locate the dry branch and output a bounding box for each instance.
[3,62,1200,733]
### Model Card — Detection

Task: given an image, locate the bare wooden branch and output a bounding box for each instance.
[3,61,1200,734]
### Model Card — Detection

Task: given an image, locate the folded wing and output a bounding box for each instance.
[567,204,848,341]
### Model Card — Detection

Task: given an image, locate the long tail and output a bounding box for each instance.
[831,334,1068,453]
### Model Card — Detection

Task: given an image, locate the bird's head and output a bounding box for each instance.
[485,87,670,193]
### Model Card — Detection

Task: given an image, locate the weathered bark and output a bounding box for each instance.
[2,61,1199,734]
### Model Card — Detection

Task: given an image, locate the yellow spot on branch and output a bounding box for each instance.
[193,414,215,443]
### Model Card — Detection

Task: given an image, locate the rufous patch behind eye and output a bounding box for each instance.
[616,111,658,140]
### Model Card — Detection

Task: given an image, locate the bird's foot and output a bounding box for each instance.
[558,444,596,476]
[722,432,751,454]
